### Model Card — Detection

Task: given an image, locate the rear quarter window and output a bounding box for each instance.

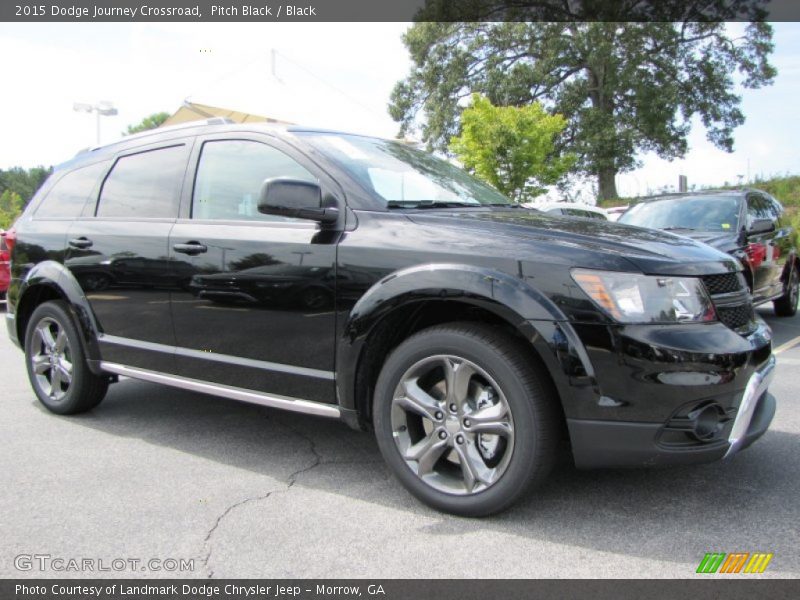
[96,145,187,218]
[35,162,107,219]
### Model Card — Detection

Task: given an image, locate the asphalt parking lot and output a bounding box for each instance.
[1,304,798,579]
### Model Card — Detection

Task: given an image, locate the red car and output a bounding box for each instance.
[0,229,11,301]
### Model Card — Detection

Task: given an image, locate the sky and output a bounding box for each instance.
[0,21,799,200]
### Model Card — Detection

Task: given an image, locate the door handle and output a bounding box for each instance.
[173,242,208,255]
[68,237,93,249]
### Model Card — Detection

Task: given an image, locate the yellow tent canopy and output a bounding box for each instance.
[162,101,294,127]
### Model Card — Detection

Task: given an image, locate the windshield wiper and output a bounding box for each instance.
[386,201,482,209]
[663,226,696,231]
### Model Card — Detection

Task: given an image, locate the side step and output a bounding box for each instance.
[100,362,341,419]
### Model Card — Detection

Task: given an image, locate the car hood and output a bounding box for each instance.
[679,229,743,253]
[406,209,741,276]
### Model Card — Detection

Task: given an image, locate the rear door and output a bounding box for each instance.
[168,133,340,404]
[64,140,193,371]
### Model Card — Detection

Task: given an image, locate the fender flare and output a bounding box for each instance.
[16,260,103,370]
[335,263,595,417]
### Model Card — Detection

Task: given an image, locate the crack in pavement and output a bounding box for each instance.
[198,416,335,578]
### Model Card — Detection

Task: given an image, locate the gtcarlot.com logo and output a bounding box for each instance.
[696,552,773,574]
[14,554,194,573]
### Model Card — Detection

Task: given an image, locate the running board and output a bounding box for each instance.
[99,362,341,419]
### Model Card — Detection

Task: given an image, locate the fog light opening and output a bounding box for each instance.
[689,403,727,441]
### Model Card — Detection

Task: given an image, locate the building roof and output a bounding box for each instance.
[162,101,294,127]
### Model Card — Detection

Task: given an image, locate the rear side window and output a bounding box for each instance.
[192,140,316,221]
[35,162,106,218]
[96,145,186,218]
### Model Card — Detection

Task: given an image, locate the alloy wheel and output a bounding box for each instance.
[390,355,515,495]
[29,317,73,402]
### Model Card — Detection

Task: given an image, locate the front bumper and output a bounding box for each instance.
[559,318,776,468]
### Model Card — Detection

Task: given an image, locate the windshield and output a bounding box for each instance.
[301,133,512,207]
[619,195,741,232]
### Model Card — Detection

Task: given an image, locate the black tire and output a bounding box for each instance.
[24,300,108,415]
[774,265,799,317]
[373,322,560,516]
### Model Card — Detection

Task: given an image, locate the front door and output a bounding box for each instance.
[168,135,340,404]
[64,141,192,371]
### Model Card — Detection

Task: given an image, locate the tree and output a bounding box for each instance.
[449,94,575,202]
[390,5,775,200]
[0,190,24,229]
[0,166,52,206]
[124,112,170,135]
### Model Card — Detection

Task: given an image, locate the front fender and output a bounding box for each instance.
[336,263,595,417]
[16,260,102,367]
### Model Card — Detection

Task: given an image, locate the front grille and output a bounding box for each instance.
[700,272,755,334]
[717,304,756,331]
[701,273,743,295]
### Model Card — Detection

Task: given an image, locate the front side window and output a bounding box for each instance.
[192,140,316,221]
[97,145,186,218]
[747,194,773,225]
[36,162,107,218]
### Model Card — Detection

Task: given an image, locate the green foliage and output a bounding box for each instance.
[0,166,52,205]
[390,18,776,200]
[124,112,170,136]
[449,95,575,202]
[0,190,24,229]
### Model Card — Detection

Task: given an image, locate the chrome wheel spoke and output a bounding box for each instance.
[396,378,441,422]
[404,433,448,476]
[38,324,57,352]
[57,360,73,385]
[465,403,512,437]
[49,364,63,394]
[443,358,475,409]
[54,328,68,353]
[453,443,489,493]
[32,354,50,375]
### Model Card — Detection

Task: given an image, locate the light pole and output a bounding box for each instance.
[73,101,118,145]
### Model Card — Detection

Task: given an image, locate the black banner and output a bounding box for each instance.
[3,0,800,23]
[3,579,800,600]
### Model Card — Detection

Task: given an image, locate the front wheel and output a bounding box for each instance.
[373,323,560,516]
[774,266,799,317]
[24,301,108,415]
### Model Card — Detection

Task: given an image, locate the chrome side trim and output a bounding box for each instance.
[99,334,334,380]
[99,362,341,419]
[725,354,776,458]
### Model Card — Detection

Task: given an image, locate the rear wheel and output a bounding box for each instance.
[24,301,108,414]
[774,265,799,317]
[373,322,560,516]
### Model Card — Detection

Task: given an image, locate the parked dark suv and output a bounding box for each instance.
[619,190,798,316]
[5,120,776,516]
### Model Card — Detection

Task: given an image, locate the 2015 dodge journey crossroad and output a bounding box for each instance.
[5,119,779,515]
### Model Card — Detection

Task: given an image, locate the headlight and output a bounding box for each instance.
[571,269,716,323]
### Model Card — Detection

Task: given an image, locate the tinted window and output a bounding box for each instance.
[36,162,106,218]
[619,195,740,232]
[747,194,773,223]
[97,145,186,218]
[192,140,316,221]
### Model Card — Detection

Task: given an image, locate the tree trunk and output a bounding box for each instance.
[597,168,619,202]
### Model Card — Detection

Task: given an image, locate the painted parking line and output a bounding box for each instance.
[774,334,800,355]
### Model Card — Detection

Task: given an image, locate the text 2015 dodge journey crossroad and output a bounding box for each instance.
[5,119,778,515]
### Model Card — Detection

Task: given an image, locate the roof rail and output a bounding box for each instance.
[77,117,236,155]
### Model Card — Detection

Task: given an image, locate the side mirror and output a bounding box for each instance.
[258,178,339,224]
[748,218,774,235]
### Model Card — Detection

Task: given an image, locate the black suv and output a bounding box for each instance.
[619,190,799,316]
[5,120,776,516]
